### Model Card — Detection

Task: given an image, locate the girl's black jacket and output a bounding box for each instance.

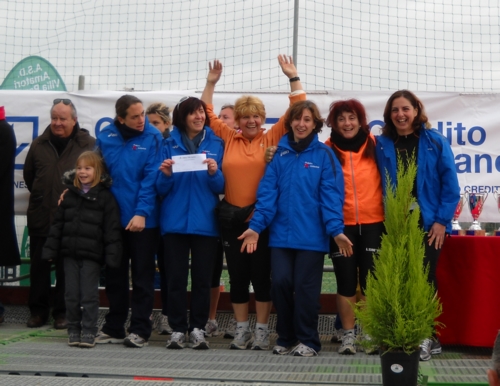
[42,170,122,268]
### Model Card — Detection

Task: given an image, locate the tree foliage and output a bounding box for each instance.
[355,156,442,353]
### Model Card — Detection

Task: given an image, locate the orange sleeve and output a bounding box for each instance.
[265,92,307,146]
[206,104,235,142]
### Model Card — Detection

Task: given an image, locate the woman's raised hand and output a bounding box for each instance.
[278,54,298,79]
[207,60,223,85]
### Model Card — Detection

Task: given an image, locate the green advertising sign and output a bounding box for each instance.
[0,55,67,91]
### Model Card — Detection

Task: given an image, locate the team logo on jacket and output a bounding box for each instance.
[201,150,217,157]
[108,133,118,137]
[280,150,289,156]
[304,161,319,169]
[132,144,147,151]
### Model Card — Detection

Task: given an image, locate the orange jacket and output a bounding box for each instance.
[206,92,306,208]
[325,135,384,225]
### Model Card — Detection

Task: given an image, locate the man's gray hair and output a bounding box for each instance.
[50,101,77,120]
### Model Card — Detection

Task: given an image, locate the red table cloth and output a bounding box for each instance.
[436,235,500,347]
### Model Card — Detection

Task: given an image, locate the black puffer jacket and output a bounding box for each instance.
[42,170,122,268]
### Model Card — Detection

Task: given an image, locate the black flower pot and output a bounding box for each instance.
[380,349,420,386]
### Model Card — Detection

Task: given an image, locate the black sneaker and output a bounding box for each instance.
[68,332,81,347]
[80,333,96,348]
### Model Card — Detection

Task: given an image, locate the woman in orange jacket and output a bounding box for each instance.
[201,56,306,351]
[325,99,384,355]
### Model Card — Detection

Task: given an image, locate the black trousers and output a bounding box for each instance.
[101,228,159,340]
[221,223,272,303]
[28,234,65,320]
[163,233,218,333]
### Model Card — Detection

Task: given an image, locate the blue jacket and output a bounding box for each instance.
[250,134,345,253]
[156,127,224,237]
[375,128,460,233]
[96,120,162,228]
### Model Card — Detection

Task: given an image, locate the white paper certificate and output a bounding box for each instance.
[172,154,207,173]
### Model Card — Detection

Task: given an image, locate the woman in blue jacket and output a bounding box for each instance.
[375,90,460,362]
[95,95,163,348]
[157,96,224,350]
[239,100,352,357]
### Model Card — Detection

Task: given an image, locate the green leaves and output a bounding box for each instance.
[356,154,442,354]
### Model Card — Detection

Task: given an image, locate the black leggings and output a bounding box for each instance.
[210,239,224,288]
[220,223,272,303]
[330,222,384,297]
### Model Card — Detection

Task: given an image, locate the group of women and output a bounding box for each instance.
[94,56,459,360]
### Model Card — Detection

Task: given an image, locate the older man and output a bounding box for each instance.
[23,98,95,329]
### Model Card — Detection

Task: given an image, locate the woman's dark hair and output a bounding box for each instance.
[284,100,324,134]
[115,95,143,119]
[172,97,210,132]
[382,90,431,140]
[326,99,375,164]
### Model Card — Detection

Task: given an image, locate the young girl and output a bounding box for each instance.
[43,151,122,348]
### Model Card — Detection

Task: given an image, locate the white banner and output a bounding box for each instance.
[2,89,500,222]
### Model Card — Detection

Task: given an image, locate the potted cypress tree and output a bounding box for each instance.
[355,157,442,386]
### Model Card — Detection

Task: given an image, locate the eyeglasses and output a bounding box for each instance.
[53,98,73,106]
[175,96,191,109]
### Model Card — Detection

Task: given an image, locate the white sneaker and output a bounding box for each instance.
[272,345,293,355]
[338,331,356,355]
[156,314,173,335]
[166,332,186,349]
[230,326,253,349]
[251,327,269,350]
[190,328,209,350]
[204,320,220,337]
[224,318,236,339]
[290,343,318,357]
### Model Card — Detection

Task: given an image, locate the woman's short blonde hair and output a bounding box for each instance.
[234,95,266,123]
[146,102,172,125]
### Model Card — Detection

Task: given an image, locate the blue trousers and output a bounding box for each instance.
[102,228,159,340]
[271,248,324,352]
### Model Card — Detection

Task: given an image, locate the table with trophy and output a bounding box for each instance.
[437,190,500,347]
[451,191,497,236]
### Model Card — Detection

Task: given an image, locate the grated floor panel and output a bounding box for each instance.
[0,306,492,385]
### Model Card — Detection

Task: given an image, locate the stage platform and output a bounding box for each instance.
[0,306,492,385]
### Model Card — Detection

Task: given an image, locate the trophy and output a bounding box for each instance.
[451,194,466,235]
[466,192,488,235]
[494,189,500,236]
